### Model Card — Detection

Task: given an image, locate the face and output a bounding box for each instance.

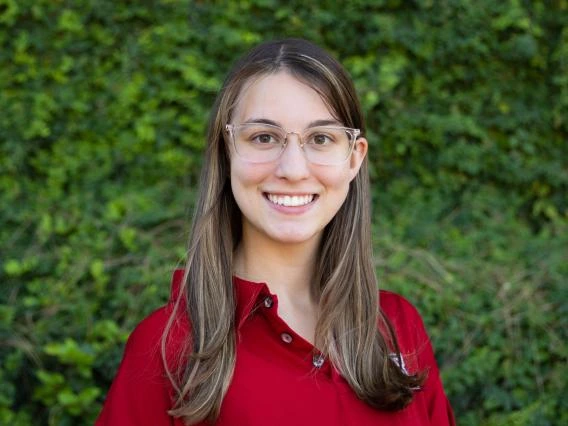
[228,71,367,249]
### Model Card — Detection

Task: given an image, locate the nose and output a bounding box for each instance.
[275,133,310,180]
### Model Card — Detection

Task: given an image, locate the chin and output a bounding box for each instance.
[268,229,321,245]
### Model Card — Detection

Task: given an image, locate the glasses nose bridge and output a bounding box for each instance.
[283,130,305,149]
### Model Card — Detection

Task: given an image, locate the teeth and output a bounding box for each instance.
[267,194,314,207]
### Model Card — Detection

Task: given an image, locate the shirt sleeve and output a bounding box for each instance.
[380,291,456,426]
[417,327,456,426]
[95,307,179,426]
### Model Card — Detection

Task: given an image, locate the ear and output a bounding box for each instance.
[348,137,368,181]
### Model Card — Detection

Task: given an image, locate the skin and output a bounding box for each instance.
[229,71,368,343]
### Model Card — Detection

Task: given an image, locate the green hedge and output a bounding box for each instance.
[1,1,566,425]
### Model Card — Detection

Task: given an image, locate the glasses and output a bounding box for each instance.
[225,123,361,165]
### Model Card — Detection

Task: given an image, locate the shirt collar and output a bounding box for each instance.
[170,269,270,330]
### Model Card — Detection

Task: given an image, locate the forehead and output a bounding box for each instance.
[231,71,337,126]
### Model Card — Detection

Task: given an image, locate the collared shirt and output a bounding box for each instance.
[96,270,455,425]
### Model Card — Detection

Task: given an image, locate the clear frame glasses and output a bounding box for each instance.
[225,123,361,166]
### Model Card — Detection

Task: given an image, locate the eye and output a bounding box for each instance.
[237,124,284,147]
[307,129,339,146]
[312,133,332,145]
[253,133,277,144]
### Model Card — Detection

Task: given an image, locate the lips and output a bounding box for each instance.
[265,193,315,207]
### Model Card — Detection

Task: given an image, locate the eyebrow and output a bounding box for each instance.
[242,118,344,128]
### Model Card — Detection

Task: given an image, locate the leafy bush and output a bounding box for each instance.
[1,1,566,425]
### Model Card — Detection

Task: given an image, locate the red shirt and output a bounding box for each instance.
[96,270,455,425]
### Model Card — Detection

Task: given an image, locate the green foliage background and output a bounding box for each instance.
[1,0,566,425]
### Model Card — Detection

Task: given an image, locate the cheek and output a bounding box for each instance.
[318,167,352,191]
[232,165,262,184]
[230,160,273,198]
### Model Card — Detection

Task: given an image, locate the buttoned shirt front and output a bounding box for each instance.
[96,270,455,425]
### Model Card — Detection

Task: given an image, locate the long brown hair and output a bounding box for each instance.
[163,38,425,425]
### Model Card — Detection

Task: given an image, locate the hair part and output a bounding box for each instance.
[162,38,425,424]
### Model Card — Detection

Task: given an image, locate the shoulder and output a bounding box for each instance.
[125,270,190,365]
[379,291,456,424]
[107,302,190,387]
[379,289,424,328]
[127,305,173,347]
[378,290,432,369]
[96,304,189,425]
[124,302,190,374]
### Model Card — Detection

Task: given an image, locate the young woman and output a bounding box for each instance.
[96,38,455,425]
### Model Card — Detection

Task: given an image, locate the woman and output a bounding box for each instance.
[96,38,455,425]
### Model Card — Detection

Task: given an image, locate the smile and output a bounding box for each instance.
[265,193,315,207]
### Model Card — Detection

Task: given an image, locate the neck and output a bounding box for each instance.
[233,235,320,305]
[233,227,322,344]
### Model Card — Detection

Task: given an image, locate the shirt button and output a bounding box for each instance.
[312,354,325,368]
[263,296,273,308]
[280,332,293,344]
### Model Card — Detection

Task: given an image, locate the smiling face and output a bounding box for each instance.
[228,71,367,250]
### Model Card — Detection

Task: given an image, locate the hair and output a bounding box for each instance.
[162,38,426,425]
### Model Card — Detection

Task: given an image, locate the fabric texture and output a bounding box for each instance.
[96,270,455,426]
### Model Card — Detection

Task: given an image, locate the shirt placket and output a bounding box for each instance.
[257,292,331,375]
